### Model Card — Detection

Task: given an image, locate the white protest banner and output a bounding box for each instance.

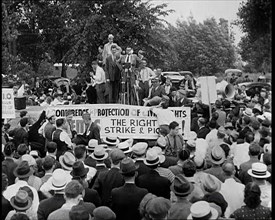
[46,104,191,139]
[2,89,16,119]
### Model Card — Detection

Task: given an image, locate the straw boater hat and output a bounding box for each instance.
[103,136,120,146]
[151,146,165,164]
[144,148,160,166]
[132,142,148,156]
[247,162,271,179]
[59,151,76,171]
[209,146,225,165]
[243,108,254,117]
[170,174,194,197]
[10,190,32,211]
[117,139,133,154]
[91,145,108,161]
[188,201,219,220]
[183,131,197,141]
[87,139,98,152]
[156,136,167,148]
[50,168,69,191]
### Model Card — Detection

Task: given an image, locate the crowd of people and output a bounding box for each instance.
[2,33,272,220]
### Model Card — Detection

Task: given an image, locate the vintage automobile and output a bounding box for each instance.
[161,71,185,86]
[238,82,271,97]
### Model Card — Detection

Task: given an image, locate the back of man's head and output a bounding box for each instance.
[20,118,29,127]
[43,156,55,171]
[17,144,29,156]
[74,145,86,160]
[245,132,255,143]
[65,180,84,199]
[182,160,196,177]
[249,142,261,157]
[46,142,57,154]
[222,161,235,177]
[4,142,15,156]
[56,118,65,128]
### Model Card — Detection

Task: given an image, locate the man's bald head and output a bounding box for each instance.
[222,162,235,177]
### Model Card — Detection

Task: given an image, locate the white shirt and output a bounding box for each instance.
[152,108,176,126]
[259,182,272,207]
[232,142,250,169]
[195,138,209,159]
[94,66,106,85]
[53,128,73,148]
[83,163,97,182]
[139,67,155,83]
[3,180,39,214]
[205,129,218,146]
[220,178,245,218]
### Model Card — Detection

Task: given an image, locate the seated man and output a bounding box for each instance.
[143,77,166,106]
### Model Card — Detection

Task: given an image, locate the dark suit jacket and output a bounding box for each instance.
[105,55,121,82]
[84,122,101,143]
[2,157,17,185]
[10,127,28,148]
[93,167,124,206]
[37,193,65,220]
[149,85,166,99]
[83,187,101,207]
[120,54,141,69]
[136,169,171,199]
[160,156,178,168]
[197,126,210,139]
[2,195,13,220]
[135,159,151,177]
[111,183,148,220]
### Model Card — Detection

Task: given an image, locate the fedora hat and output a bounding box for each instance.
[210,146,225,165]
[188,201,219,220]
[109,148,125,164]
[151,146,165,164]
[248,162,271,179]
[59,151,76,171]
[103,136,120,146]
[70,161,89,178]
[91,145,108,161]
[132,142,148,155]
[120,157,139,175]
[156,136,167,148]
[183,131,197,141]
[243,108,254,117]
[144,148,160,166]
[170,174,194,197]
[87,139,98,151]
[117,139,133,154]
[200,174,221,194]
[10,190,32,211]
[13,161,34,178]
[50,168,69,191]
[21,154,36,166]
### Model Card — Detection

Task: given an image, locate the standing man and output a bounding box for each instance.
[92,60,106,104]
[102,34,122,66]
[165,121,184,157]
[105,45,122,103]
[137,59,155,105]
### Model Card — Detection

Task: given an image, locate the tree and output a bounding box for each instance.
[236,0,271,72]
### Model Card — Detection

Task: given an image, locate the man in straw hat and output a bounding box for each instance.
[168,174,194,219]
[38,169,69,220]
[3,161,39,213]
[188,201,219,220]
[48,180,95,220]
[136,148,171,199]
[93,148,125,206]
[111,157,148,220]
[131,142,150,177]
[248,162,271,207]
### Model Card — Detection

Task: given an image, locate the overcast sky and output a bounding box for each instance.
[150,0,246,45]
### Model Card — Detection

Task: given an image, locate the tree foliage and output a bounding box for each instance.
[236,0,271,72]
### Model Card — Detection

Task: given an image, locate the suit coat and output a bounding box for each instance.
[197,126,211,139]
[149,85,166,99]
[83,187,101,207]
[105,55,121,82]
[2,195,13,220]
[135,159,151,177]
[2,158,17,185]
[10,127,28,148]
[83,122,101,143]
[120,54,141,69]
[37,193,65,220]
[93,167,124,206]
[159,156,178,168]
[111,183,148,220]
[136,169,171,199]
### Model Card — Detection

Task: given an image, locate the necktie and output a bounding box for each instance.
[126,55,130,63]
[174,136,177,150]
